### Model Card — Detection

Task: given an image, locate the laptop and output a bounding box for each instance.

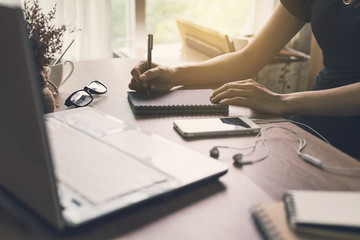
[0,5,227,230]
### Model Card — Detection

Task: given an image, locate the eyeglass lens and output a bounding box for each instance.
[87,80,107,94]
[70,91,92,106]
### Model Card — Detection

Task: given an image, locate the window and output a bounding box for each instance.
[111,0,278,49]
[146,0,256,44]
[111,0,128,49]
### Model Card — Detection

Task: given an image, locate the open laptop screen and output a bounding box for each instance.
[0,4,63,229]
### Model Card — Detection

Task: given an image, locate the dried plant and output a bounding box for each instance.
[23,0,70,72]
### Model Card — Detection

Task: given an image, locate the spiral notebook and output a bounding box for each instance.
[283,190,360,239]
[127,89,229,115]
[252,202,309,240]
[251,201,357,240]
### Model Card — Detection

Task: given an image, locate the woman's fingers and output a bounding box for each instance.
[130,60,147,84]
[210,79,284,115]
[211,79,256,103]
[129,61,160,91]
[129,62,175,92]
[211,80,256,96]
[128,77,145,91]
[211,88,250,103]
[218,96,250,106]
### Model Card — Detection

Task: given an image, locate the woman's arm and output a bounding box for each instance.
[129,3,305,90]
[174,3,306,86]
[282,82,360,116]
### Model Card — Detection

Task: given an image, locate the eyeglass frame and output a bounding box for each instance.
[64,80,107,107]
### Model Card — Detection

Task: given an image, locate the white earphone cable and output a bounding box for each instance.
[217,119,360,172]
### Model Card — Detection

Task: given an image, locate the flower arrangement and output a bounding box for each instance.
[23,0,69,72]
[23,0,73,112]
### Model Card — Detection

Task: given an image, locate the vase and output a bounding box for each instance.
[39,66,57,113]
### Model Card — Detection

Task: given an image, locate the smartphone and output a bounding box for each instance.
[173,117,260,138]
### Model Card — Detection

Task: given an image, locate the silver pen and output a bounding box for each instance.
[146,34,153,95]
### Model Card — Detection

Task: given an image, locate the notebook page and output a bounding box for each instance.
[286,191,360,227]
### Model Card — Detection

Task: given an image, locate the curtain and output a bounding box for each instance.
[4,0,112,61]
[57,0,112,61]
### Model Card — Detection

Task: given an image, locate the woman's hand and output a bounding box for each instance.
[210,79,286,115]
[129,60,176,92]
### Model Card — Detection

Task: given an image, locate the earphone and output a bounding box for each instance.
[210,146,253,166]
[210,125,294,167]
[210,119,360,172]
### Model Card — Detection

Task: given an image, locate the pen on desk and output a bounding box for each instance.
[146,34,153,95]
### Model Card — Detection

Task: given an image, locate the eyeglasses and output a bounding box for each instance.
[65,80,107,107]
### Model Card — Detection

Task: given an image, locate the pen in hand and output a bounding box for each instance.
[146,34,153,95]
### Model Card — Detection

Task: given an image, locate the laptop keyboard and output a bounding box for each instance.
[46,117,170,205]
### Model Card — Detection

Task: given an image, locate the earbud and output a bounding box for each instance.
[232,153,253,166]
[233,153,243,163]
[210,147,219,158]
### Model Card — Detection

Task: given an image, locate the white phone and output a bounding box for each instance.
[173,117,261,138]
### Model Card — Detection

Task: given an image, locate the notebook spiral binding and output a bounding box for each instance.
[253,205,284,240]
[128,89,229,116]
[283,193,298,222]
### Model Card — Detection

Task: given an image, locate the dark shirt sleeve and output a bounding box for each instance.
[280,0,311,22]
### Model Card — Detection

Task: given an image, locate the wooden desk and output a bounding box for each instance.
[1,58,359,240]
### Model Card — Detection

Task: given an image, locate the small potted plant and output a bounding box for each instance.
[23,0,72,113]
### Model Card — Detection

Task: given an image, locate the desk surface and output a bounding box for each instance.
[1,58,360,240]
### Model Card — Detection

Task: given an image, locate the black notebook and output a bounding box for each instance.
[283,190,360,240]
[127,89,229,115]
